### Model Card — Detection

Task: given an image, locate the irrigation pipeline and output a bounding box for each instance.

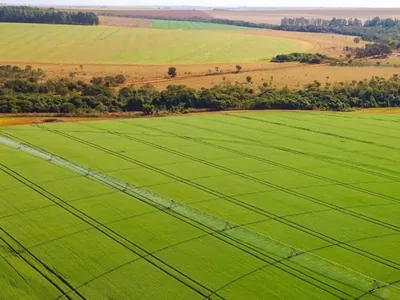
[4,126,400,298]
[29,124,400,272]
[19,126,400,277]
[0,135,351,300]
[1,135,400,299]
[0,133,349,299]
[108,120,400,267]
[0,167,218,299]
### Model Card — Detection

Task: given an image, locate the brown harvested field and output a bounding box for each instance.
[208,8,400,25]
[99,16,152,28]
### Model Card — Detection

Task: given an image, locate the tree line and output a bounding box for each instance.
[1,65,400,114]
[280,17,363,27]
[0,6,99,25]
[354,42,394,58]
[271,53,336,64]
[278,17,400,47]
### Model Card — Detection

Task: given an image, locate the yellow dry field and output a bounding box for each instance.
[354,107,400,114]
[145,64,400,89]
[0,117,52,126]
[0,116,122,126]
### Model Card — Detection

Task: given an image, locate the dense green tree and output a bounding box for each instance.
[0,6,99,25]
[168,67,177,78]
[160,85,198,109]
[271,53,334,64]
[142,103,155,115]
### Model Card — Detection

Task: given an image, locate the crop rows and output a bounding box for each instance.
[1,111,400,299]
[0,23,307,64]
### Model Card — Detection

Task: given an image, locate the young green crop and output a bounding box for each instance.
[0,23,310,64]
[1,111,400,299]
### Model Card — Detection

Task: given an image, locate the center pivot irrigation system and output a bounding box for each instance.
[0,132,399,300]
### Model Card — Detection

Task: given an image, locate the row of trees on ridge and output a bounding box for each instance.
[1,65,400,114]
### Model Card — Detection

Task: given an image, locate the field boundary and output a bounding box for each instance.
[1,133,399,299]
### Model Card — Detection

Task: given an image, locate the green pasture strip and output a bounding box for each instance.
[151,20,254,30]
[0,23,309,64]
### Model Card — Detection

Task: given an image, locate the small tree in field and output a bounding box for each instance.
[353,37,361,44]
[235,65,242,73]
[246,76,252,83]
[168,67,177,78]
[142,103,154,115]
[90,77,104,85]
[114,74,126,85]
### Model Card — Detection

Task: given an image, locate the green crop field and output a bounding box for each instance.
[1,111,400,299]
[0,23,310,64]
[151,19,253,30]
